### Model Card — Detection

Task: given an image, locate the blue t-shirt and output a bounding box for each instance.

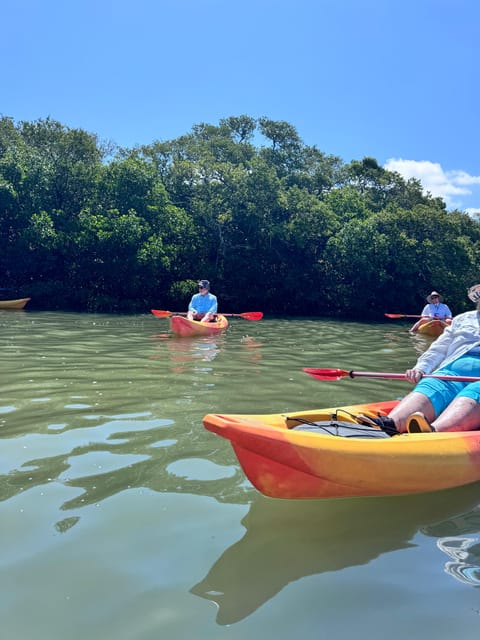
[188,292,218,315]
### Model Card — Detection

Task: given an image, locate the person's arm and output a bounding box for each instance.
[188,294,198,319]
[413,322,454,374]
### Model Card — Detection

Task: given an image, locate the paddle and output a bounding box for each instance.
[385,313,429,319]
[303,368,480,383]
[151,309,263,321]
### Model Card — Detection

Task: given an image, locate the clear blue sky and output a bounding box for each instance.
[2,0,479,212]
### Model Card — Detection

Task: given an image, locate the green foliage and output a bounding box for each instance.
[1,114,479,317]
[168,279,199,307]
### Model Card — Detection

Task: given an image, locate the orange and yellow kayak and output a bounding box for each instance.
[414,318,451,337]
[170,314,229,337]
[0,297,31,309]
[203,400,480,499]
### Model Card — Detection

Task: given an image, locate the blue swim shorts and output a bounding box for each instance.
[413,355,480,417]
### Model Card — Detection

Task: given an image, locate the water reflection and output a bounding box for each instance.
[149,330,263,373]
[408,331,434,356]
[191,483,480,624]
[437,537,480,586]
[0,411,252,520]
[149,333,224,371]
[421,504,480,587]
[0,313,270,534]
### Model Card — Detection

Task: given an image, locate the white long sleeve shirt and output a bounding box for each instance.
[415,310,480,374]
[420,302,452,319]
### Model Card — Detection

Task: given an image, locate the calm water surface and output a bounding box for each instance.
[1,310,479,639]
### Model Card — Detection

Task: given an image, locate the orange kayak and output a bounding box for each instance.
[0,297,31,309]
[203,400,480,499]
[170,314,228,337]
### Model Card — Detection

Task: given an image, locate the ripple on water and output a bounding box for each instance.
[64,404,92,409]
[0,406,16,414]
[167,458,237,481]
[57,451,150,482]
[151,439,177,448]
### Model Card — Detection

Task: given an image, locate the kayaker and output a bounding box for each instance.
[409,290,452,332]
[187,280,218,322]
[363,284,480,434]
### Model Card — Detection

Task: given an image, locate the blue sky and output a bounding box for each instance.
[2,0,479,213]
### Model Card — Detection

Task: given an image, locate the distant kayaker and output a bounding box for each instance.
[409,291,452,332]
[362,284,480,434]
[187,280,218,322]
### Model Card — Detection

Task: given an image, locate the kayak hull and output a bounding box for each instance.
[170,314,228,337]
[203,400,480,499]
[0,297,31,309]
[414,319,450,336]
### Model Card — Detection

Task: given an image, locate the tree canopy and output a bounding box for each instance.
[1,114,479,318]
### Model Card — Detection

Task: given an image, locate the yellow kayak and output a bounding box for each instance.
[203,400,480,499]
[0,297,31,309]
[414,318,451,336]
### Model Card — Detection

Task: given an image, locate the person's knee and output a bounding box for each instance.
[457,381,480,404]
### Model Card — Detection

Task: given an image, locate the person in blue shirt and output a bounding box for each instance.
[187,280,218,322]
[410,290,452,332]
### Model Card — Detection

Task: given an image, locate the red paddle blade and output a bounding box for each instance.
[240,311,263,320]
[151,309,173,318]
[303,368,350,381]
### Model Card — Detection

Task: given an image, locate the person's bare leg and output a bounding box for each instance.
[388,391,435,433]
[432,397,480,432]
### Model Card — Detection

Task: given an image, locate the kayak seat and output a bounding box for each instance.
[193,314,218,323]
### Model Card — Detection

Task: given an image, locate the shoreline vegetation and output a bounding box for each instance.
[1,114,479,318]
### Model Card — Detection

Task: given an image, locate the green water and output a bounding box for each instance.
[1,310,479,639]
